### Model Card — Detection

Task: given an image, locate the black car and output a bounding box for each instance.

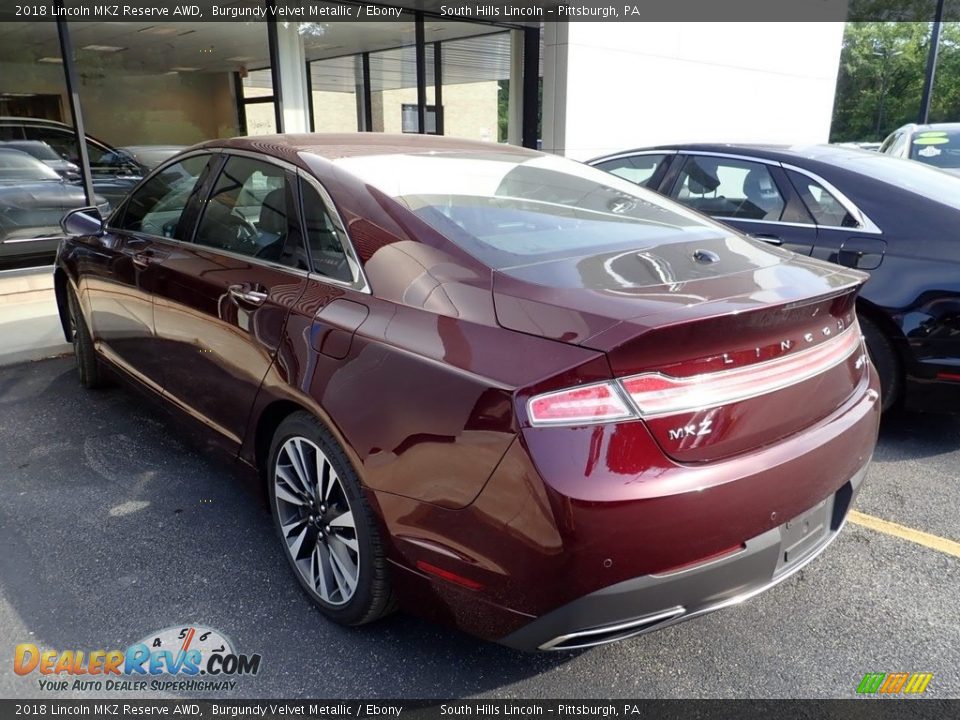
[0,148,108,269]
[589,143,960,413]
[879,123,960,176]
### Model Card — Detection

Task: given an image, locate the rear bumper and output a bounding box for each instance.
[379,369,880,648]
[499,462,867,652]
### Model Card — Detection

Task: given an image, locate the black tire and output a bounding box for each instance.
[859,315,900,413]
[67,287,106,389]
[267,411,395,626]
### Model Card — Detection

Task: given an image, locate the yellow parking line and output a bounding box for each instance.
[848,510,960,559]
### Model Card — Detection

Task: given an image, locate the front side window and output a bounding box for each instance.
[593,154,667,188]
[194,156,304,268]
[887,133,909,159]
[117,155,211,238]
[787,171,856,228]
[671,156,786,222]
[878,132,899,154]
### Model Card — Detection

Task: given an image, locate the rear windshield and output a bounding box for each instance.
[327,152,727,269]
[909,129,960,169]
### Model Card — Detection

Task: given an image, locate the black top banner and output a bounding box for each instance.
[1,700,958,720]
[0,0,958,23]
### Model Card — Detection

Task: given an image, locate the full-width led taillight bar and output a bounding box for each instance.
[527,324,863,426]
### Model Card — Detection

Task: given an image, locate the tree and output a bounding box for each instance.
[830,21,960,142]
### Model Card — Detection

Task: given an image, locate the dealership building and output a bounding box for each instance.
[0,4,844,270]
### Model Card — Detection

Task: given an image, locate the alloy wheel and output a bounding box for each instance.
[273,436,360,606]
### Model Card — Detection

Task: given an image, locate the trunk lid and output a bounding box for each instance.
[495,236,870,462]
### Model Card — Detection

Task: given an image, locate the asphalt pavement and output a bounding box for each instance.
[1,357,958,699]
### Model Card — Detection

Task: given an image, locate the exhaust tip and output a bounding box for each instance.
[539,606,686,651]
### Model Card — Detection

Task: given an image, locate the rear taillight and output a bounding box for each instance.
[527,382,634,425]
[527,324,863,427]
[623,324,862,417]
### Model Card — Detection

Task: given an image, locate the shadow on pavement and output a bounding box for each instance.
[0,358,573,699]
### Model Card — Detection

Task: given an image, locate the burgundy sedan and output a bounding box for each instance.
[54,134,880,651]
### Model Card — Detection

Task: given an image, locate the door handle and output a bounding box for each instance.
[228,284,268,307]
[131,252,153,268]
[749,233,783,246]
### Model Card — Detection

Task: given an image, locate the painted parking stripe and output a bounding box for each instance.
[848,510,960,559]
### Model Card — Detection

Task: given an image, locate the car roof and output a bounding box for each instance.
[895,122,960,134]
[121,145,185,152]
[195,133,539,164]
[0,116,72,128]
[589,142,884,166]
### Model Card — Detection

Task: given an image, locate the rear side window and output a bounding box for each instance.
[593,154,667,188]
[117,155,211,238]
[786,171,856,228]
[671,156,785,221]
[299,179,352,283]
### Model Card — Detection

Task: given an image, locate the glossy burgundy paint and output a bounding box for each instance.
[54,134,881,650]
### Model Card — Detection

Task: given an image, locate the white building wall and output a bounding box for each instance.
[546,22,847,160]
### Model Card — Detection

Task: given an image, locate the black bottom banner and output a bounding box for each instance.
[1,700,956,720]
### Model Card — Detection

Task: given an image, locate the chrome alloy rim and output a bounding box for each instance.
[273,437,359,606]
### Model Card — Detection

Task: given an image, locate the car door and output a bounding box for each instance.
[662,153,819,255]
[149,153,314,452]
[783,167,886,271]
[85,153,215,391]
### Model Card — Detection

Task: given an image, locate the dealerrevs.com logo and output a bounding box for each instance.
[15,625,261,693]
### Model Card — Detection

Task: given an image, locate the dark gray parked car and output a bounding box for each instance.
[0,148,108,269]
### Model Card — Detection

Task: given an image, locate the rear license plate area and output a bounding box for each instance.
[774,494,835,575]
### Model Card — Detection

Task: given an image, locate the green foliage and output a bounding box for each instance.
[831,21,960,142]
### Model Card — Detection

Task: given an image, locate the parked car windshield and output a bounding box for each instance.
[908,129,960,169]
[329,152,728,269]
[0,148,61,182]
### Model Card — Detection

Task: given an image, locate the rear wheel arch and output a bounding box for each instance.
[855,300,905,410]
[252,397,364,482]
[253,399,312,478]
[855,298,911,363]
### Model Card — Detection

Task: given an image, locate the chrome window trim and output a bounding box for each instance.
[147,234,314,281]
[589,149,678,165]
[673,149,782,166]
[780,162,882,234]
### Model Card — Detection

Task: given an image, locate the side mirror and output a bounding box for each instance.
[61,207,104,237]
